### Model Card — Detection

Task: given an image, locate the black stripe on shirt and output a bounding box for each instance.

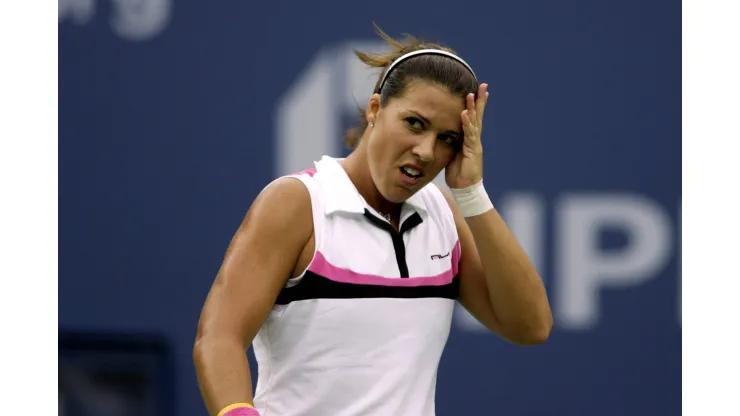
[274,271,459,305]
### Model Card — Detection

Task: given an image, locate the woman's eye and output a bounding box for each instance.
[406,117,423,130]
[439,135,460,147]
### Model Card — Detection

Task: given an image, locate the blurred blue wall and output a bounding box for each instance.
[59,1,681,415]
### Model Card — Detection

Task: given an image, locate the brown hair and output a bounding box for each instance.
[345,24,479,148]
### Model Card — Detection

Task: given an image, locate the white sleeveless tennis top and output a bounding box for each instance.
[252,156,461,416]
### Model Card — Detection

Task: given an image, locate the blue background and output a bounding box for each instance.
[59,0,681,415]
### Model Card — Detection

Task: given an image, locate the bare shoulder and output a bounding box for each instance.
[254,176,312,211]
[243,176,313,242]
[215,175,314,295]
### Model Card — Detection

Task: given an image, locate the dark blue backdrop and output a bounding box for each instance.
[59,1,681,415]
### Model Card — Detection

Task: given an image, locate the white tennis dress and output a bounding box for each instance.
[252,156,461,416]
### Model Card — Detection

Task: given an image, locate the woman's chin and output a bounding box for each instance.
[381,183,420,204]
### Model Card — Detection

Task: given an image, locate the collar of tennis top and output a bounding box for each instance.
[314,155,429,221]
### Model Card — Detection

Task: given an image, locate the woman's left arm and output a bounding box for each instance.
[441,188,553,345]
[443,83,552,345]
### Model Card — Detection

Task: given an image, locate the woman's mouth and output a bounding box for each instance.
[399,165,424,186]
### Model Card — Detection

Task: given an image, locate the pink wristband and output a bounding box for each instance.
[218,404,260,416]
[223,408,260,416]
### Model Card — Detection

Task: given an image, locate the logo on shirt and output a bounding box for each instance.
[431,251,451,260]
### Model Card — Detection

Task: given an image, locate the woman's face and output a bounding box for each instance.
[364,80,466,203]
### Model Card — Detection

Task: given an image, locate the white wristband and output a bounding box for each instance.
[449,180,494,217]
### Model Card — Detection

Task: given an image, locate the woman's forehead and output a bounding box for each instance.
[392,82,465,126]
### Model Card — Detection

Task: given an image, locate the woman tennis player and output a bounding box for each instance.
[194,26,552,416]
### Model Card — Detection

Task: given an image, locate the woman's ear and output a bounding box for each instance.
[365,93,381,125]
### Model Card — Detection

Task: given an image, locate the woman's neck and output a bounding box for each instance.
[341,149,401,220]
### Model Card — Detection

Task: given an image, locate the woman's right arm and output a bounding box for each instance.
[193,177,314,416]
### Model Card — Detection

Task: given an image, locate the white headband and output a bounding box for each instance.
[376,49,477,93]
